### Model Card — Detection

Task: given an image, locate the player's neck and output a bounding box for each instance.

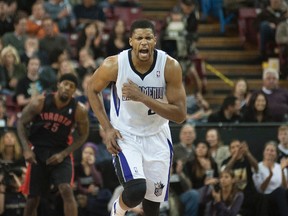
[54,93,71,108]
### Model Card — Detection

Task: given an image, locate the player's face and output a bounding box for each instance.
[129,28,156,62]
[58,80,76,102]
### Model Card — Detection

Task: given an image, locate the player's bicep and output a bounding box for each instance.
[165,59,186,106]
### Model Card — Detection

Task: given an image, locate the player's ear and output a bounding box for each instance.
[129,37,132,47]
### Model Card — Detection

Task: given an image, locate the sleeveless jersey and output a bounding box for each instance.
[110,49,169,136]
[29,93,77,148]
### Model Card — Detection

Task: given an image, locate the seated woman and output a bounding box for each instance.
[0,130,26,216]
[202,169,244,216]
[241,92,272,123]
[252,141,288,216]
[74,143,111,216]
[184,141,219,216]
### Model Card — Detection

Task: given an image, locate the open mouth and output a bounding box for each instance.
[139,49,149,57]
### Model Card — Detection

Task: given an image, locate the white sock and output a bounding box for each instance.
[111,197,126,216]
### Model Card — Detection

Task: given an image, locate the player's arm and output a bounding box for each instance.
[87,56,122,154]
[123,56,186,124]
[63,103,89,157]
[17,96,44,163]
[87,56,118,130]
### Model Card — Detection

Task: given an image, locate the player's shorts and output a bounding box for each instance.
[113,126,173,202]
[26,146,73,196]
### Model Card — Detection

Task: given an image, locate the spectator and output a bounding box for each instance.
[39,48,70,92]
[0,99,16,127]
[277,124,288,161]
[0,0,14,36]
[205,128,230,171]
[252,141,288,216]
[221,139,258,216]
[275,11,288,78]
[73,0,106,31]
[232,78,250,115]
[184,141,219,216]
[14,56,43,108]
[170,160,200,216]
[202,170,244,216]
[0,45,26,93]
[77,22,106,62]
[179,0,198,55]
[39,17,70,63]
[95,125,112,165]
[75,73,99,125]
[44,0,76,32]
[253,67,288,122]
[241,92,272,122]
[58,59,78,80]
[173,123,197,163]
[186,92,212,124]
[207,95,241,123]
[26,1,60,39]
[74,142,111,216]
[76,48,99,82]
[0,131,26,216]
[2,11,28,56]
[20,36,47,66]
[106,19,130,56]
[255,0,287,59]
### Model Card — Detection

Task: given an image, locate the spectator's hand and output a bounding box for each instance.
[268,166,273,177]
[23,149,37,164]
[87,184,99,195]
[198,158,211,170]
[105,128,122,154]
[175,160,183,174]
[87,155,95,165]
[46,152,66,165]
[58,8,69,19]
[280,158,288,170]
[269,22,276,29]
[205,177,218,185]
[212,189,221,202]
[9,78,18,89]
[241,141,249,155]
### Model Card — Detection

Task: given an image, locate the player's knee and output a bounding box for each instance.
[58,183,74,201]
[122,178,146,208]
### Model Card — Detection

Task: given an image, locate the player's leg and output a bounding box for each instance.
[24,195,40,216]
[23,156,48,216]
[142,126,173,215]
[58,183,77,216]
[142,199,160,216]
[52,156,77,216]
[111,133,147,216]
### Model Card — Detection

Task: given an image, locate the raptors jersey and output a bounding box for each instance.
[29,94,77,148]
[110,49,169,136]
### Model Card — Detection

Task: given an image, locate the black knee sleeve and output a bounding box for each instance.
[122,178,146,208]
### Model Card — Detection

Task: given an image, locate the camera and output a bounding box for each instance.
[213,183,221,192]
[0,160,23,187]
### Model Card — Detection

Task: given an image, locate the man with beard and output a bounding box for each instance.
[87,19,187,216]
[17,73,89,216]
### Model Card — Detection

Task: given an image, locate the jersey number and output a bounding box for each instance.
[44,122,60,132]
[148,109,156,115]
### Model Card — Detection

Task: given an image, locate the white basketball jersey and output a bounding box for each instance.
[110,49,169,136]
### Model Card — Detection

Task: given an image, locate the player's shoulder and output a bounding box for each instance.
[101,55,118,70]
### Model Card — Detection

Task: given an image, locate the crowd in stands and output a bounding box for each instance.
[0,0,287,215]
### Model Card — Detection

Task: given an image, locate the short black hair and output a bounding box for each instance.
[221,96,237,110]
[129,19,155,37]
[59,73,78,87]
[181,0,195,6]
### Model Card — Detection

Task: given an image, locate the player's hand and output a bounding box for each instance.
[46,152,65,165]
[105,128,122,155]
[23,149,37,164]
[122,79,143,101]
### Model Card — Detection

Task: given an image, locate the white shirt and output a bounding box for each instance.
[253,162,287,194]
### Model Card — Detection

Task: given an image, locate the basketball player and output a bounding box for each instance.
[87,19,187,216]
[17,73,89,216]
